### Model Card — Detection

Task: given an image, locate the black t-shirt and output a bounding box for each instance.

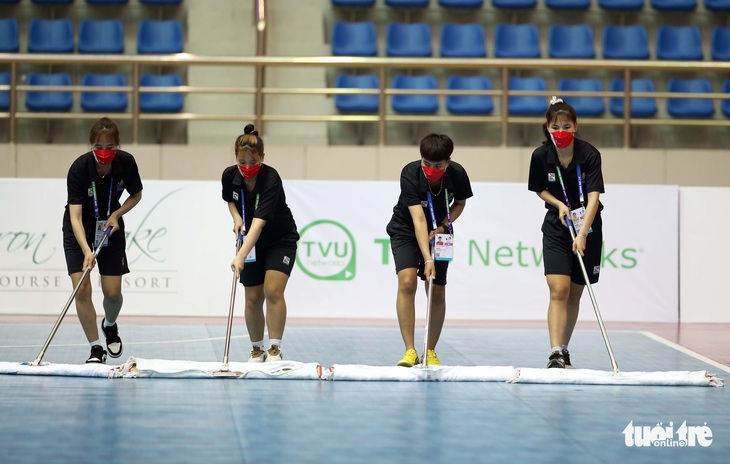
[63,150,143,244]
[528,139,605,220]
[387,160,473,237]
[221,163,299,248]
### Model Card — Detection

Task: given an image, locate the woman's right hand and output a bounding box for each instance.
[558,203,571,227]
[232,218,243,235]
[424,261,436,281]
[231,254,245,278]
[82,250,96,271]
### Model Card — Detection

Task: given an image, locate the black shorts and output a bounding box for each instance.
[390,234,448,286]
[240,241,297,287]
[63,229,130,276]
[542,212,602,285]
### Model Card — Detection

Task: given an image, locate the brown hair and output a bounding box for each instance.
[420,133,453,162]
[88,117,120,146]
[234,123,264,157]
[542,97,578,145]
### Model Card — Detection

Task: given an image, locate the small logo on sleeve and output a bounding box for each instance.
[232,191,239,201]
[548,173,556,182]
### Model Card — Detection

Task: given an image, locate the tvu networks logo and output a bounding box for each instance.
[297,220,356,281]
[623,421,713,448]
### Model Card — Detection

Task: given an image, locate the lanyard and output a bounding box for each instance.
[554,163,584,209]
[91,178,113,220]
[240,190,260,234]
[426,188,451,232]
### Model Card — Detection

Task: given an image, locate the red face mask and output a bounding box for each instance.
[550,131,574,149]
[238,164,261,180]
[93,149,116,166]
[422,165,446,183]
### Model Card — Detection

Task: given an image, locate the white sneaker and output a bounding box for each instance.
[265,344,282,362]
[248,346,267,363]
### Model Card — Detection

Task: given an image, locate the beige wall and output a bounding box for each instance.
[3,144,730,187]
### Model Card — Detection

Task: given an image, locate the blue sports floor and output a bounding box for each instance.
[0,321,728,464]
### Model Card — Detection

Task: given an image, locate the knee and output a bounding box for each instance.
[431,285,446,302]
[398,277,418,296]
[264,284,285,306]
[76,281,92,301]
[549,284,570,302]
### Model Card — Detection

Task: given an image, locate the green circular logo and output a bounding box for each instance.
[296,220,356,281]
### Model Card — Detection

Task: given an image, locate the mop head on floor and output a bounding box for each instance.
[0,358,723,386]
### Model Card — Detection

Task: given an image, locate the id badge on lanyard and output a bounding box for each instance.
[556,164,592,235]
[427,189,454,262]
[240,191,260,263]
[92,179,113,247]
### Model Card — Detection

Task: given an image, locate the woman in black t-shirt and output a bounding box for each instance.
[527,97,605,369]
[223,124,299,363]
[63,117,143,364]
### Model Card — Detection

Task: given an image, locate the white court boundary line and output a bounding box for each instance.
[0,334,254,350]
[641,331,730,375]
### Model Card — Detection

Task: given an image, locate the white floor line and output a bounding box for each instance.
[641,331,730,375]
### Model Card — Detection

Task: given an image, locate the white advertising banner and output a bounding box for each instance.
[0,179,678,322]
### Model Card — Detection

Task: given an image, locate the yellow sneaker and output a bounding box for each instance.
[426,349,440,366]
[397,349,419,367]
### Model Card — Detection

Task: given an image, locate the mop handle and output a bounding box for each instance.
[567,220,620,374]
[31,228,111,366]
[422,249,436,368]
[220,235,243,372]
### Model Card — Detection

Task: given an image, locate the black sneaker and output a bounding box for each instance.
[547,351,565,369]
[563,349,574,369]
[86,345,107,364]
[101,318,123,358]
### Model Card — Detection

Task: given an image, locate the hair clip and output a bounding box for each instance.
[549,96,564,106]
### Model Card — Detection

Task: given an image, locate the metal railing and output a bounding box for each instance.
[1,53,729,147]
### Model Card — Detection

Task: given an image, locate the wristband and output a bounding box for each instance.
[424,260,434,264]
[577,234,587,239]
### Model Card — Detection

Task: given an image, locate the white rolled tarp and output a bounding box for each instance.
[0,358,723,386]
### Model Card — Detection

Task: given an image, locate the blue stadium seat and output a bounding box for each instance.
[0,0,20,3]
[494,24,540,58]
[439,0,484,6]
[508,77,547,115]
[386,23,432,57]
[440,23,486,58]
[392,75,438,114]
[546,0,590,9]
[80,73,128,112]
[492,0,536,7]
[332,21,377,56]
[603,25,649,60]
[332,0,376,5]
[28,19,74,53]
[137,20,183,54]
[598,0,644,9]
[722,80,730,117]
[711,27,730,61]
[609,78,657,117]
[140,74,183,112]
[446,76,493,115]
[667,79,714,118]
[140,0,182,3]
[78,19,124,54]
[558,78,604,117]
[86,0,128,4]
[705,0,730,10]
[25,72,73,112]
[0,18,19,53]
[0,72,9,111]
[334,74,379,113]
[656,26,702,61]
[651,0,696,9]
[386,0,430,6]
[31,0,73,3]
[549,25,594,59]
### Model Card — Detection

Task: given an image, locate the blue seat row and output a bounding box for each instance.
[331,0,730,11]
[0,18,183,54]
[333,74,730,118]
[0,72,184,112]
[331,22,730,61]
